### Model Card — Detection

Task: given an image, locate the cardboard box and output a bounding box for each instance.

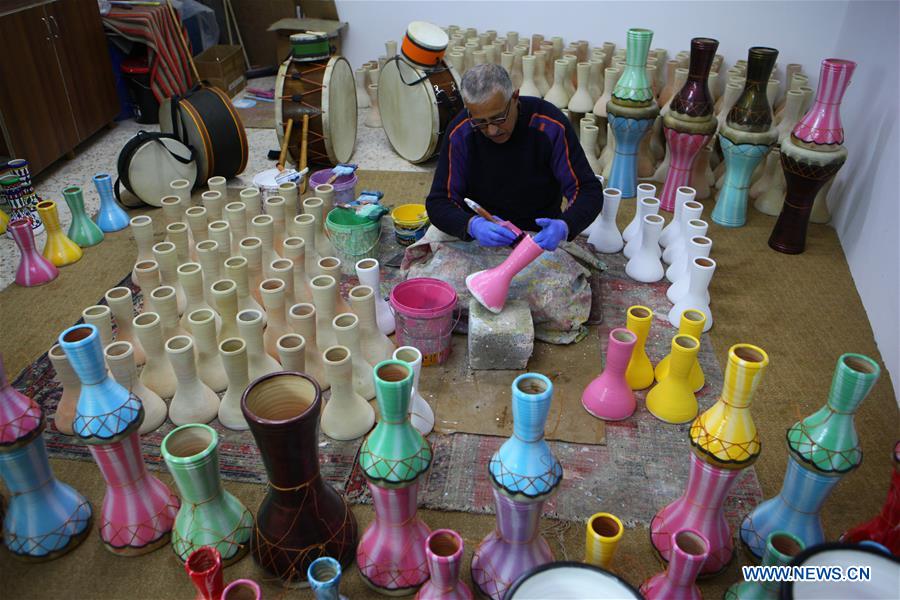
[268,18,347,64]
[195,45,247,97]
[228,0,296,69]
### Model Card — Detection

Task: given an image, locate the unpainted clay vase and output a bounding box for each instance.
[133,312,177,399]
[287,303,329,391]
[282,238,314,304]
[223,256,264,314]
[310,275,340,352]
[355,258,395,335]
[130,215,156,282]
[238,237,265,305]
[48,343,80,436]
[211,279,241,343]
[152,241,187,315]
[105,287,145,366]
[260,278,291,361]
[150,286,189,341]
[166,335,220,426]
[236,309,282,381]
[393,346,435,436]
[82,305,114,349]
[217,338,250,431]
[187,309,229,393]
[105,341,167,434]
[321,345,374,440]
[333,313,376,401]
[276,334,306,373]
[177,263,220,334]
[348,285,395,366]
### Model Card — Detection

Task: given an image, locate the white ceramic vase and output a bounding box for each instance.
[520,55,541,98]
[105,290,141,350]
[290,214,319,277]
[662,201,703,265]
[668,257,716,332]
[544,59,571,108]
[622,184,657,243]
[276,333,306,373]
[623,197,661,259]
[587,187,624,253]
[130,215,156,282]
[667,236,713,303]
[236,309,281,381]
[223,256,264,314]
[152,241,186,315]
[393,346,434,436]
[659,187,696,249]
[625,214,666,283]
[195,239,221,306]
[177,262,220,333]
[238,237,265,305]
[580,122,602,175]
[355,258,395,335]
[303,197,336,258]
[207,220,233,260]
[666,220,709,283]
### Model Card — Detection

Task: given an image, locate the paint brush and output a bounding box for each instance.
[463,197,525,244]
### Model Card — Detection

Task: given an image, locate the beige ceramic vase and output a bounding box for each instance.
[105,341,167,434]
[207,220,233,260]
[187,309,229,393]
[150,286,189,341]
[276,333,306,373]
[185,206,209,245]
[201,189,224,221]
[320,345,375,440]
[303,197,336,257]
[264,195,287,251]
[348,285,395,365]
[105,287,145,366]
[278,181,300,223]
[287,303,328,390]
[250,215,280,276]
[152,241,187,315]
[332,313,376,400]
[217,337,250,430]
[290,214,319,277]
[82,305,114,349]
[317,257,351,313]
[223,256,264,314]
[239,187,262,220]
[133,312,177,399]
[260,278,291,360]
[130,215,156,282]
[310,275,339,352]
[268,258,296,311]
[225,202,248,247]
[177,262,220,333]
[166,221,193,263]
[211,279,241,342]
[281,237,314,303]
[236,309,281,381]
[314,184,335,223]
[133,260,161,310]
[166,335,220,426]
[238,237,265,305]
[48,343,79,435]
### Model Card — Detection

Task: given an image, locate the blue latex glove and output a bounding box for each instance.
[533,218,568,251]
[468,216,517,247]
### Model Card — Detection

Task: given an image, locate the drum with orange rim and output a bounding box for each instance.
[378,56,463,164]
[275,56,357,167]
[402,21,449,67]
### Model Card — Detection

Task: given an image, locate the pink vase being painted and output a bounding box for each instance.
[640,529,709,600]
[582,328,637,421]
[650,451,741,575]
[466,235,544,314]
[357,482,431,594]
[659,130,713,213]
[791,58,856,149]
[10,218,58,287]
[417,529,473,600]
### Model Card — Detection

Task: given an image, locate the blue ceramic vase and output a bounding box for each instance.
[308,556,347,600]
[92,173,129,232]
[711,136,771,227]
[0,435,93,560]
[58,323,142,442]
[489,373,562,499]
[607,114,655,199]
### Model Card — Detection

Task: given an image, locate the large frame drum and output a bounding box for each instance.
[275,56,357,167]
[378,57,463,164]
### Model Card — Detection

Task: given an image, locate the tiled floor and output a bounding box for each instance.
[0,103,436,290]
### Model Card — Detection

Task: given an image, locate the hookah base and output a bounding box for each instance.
[103,529,171,557]
[7,511,93,563]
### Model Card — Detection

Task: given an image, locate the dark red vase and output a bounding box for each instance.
[728,47,779,132]
[241,372,358,586]
[185,546,224,600]
[768,138,846,254]
[841,441,900,556]
[670,37,719,118]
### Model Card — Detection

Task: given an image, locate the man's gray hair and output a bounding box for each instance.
[459,63,513,105]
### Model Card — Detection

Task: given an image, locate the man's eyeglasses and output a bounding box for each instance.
[468,94,516,130]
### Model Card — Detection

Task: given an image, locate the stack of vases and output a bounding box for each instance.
[471,373,563,600]
[769,58,855,254]
[57,323,180,555]
[357,360,433,594]
[659,38,719,210]
[0,352,93,560]
[606,28,659,198]
[651,344,769,575]
[712,47,779,227]
[741,353,880,556]
[242,372,358,586]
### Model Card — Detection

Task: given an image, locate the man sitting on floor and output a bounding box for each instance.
[402,63,604,344]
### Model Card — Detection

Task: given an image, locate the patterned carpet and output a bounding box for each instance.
[13,232,762,527]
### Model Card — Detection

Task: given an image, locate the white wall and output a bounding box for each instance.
[334,0,900,399]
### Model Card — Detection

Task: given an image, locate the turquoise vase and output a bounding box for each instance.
[726,531,805,599]
[711,135,770,227]
[608,114,655,199]
[58,323,143,443]
[359,360,432,484]
[489,373,563,499]
[308,556,347,600]
[612,28,655,105]
[63,186,104,247]
[92,173,129,232]
[161,423,253,564]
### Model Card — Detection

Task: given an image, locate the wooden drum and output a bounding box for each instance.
[275,56,357,167]
[378,57,463,164]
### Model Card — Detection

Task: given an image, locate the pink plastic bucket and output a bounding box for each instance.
[389,277,458,366]
[309,169,358,205]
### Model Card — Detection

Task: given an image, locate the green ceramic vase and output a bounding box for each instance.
[727,47,779,133]
[358,360,432,485]
[787,353,880,474]
[725,531,805,599]
[63,186,104,247]
[161,423,254,564]
[612,28,655,107]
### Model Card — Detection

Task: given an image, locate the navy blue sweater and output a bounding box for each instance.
[425,96,603,241]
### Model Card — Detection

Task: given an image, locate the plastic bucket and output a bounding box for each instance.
[309,169,358,205]
[391,203,429,246]
[390,277,458,366]
[325,208,381,273]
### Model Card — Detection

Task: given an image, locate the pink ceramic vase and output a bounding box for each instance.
[417,529,473,600]
[357,482,431,594]
[10,218,58,287]
[222,579,261,600]
[89,432,180,555]
[659,130,714,212]
[650,451,741,575]
[582,328,637,421]
[0,352,43,449]
[792,58,856,148]
[640,529,709,600]
[466,235,544,314]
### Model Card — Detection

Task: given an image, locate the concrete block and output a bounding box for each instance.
[468,299,534,370]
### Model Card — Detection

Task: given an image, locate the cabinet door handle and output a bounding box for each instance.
[41,16,51,41]
[49,15,61,39]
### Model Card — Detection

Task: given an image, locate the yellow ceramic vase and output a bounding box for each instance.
[646,334,700,423]
[37,200,83,266]
[655,309,706,391]
[0,206,8,234]
[690,343,769,468]
[584,512,624,569]
[624,305,654,390]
